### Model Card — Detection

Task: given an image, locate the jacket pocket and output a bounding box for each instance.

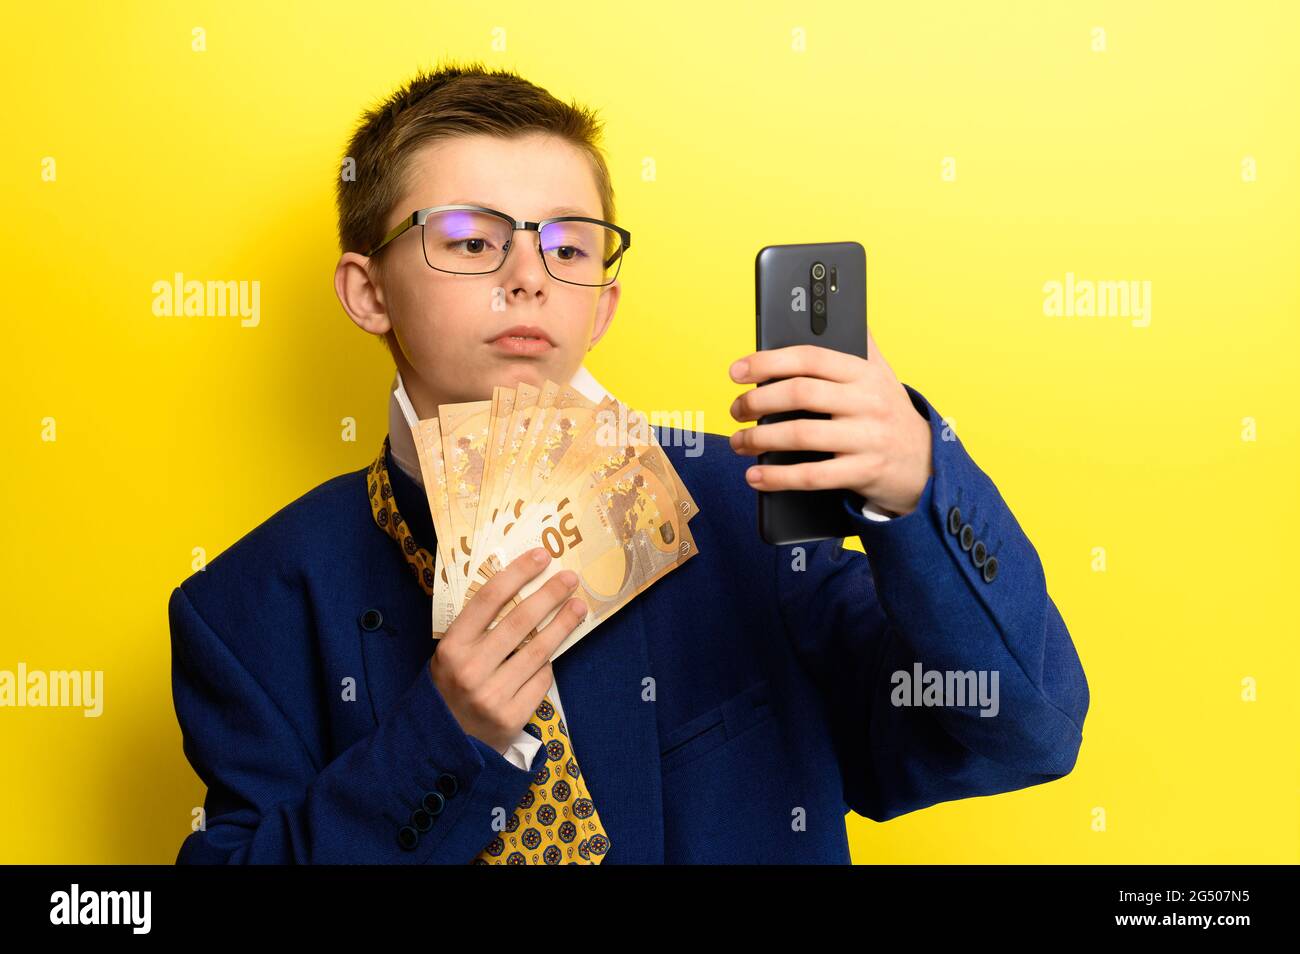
[658,679,775,775]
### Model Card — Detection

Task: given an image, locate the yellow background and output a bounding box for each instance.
[2,1,1296,863]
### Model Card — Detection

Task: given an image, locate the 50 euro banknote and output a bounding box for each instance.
[408,379,699,655]
[462,443,698,661]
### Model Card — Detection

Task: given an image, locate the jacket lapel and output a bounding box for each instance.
[552,593,665,863]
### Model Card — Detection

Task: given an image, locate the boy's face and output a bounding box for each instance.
[335,131,621,414]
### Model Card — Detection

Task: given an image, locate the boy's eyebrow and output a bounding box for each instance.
[446,199,595,218]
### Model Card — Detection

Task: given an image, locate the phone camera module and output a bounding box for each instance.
[809,261,829,332]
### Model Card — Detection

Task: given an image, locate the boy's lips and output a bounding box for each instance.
[486,324,554,344]
[486,325,555,356]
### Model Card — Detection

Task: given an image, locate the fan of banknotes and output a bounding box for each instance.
[405,378,700,661]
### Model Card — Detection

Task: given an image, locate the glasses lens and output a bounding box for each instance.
[423,209,512,274]
[539,220,625,286]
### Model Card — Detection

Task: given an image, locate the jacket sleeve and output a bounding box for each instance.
[168,583,544,863]
[773,382,1089,822]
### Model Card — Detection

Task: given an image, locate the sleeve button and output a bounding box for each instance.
[397,825,419,851]
[359,608,384,631]
[982,556,999,583]
[959,524,975,551]
[410,808,433,832]
[972,540,987,567]
[436,772,460,798]
[947,506,962,535]
[422,790,446,816]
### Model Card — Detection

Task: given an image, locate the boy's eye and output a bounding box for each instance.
[541,236,591,262]
[444,236,495,255]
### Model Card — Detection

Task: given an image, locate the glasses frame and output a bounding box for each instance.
[365,204,632,287]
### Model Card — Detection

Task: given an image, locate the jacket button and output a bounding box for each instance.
[959,524,975,551]
[947,506,962,535]
[972,540,987,567]
[982,556,999,583]
[410,808,433,833]
[359,608,383,632]
[436,772,459,798]
[397,825,419,851]
[422,790,446,815]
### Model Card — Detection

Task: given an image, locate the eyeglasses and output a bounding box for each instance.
[365,204,632,288]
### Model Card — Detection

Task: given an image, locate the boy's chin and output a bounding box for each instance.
[422,350,579,402]
[485,353,575,387]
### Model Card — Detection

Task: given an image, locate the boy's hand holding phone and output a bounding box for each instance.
[727,330,933,518]
[428,548,587,755]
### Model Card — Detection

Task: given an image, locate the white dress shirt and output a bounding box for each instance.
[386,366,895,770]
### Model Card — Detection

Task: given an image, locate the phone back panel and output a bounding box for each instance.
[754,241,867,545]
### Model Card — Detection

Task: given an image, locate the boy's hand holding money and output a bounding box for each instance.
[429,547,587,754]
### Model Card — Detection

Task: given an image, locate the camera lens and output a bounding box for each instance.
[813,299,825,315]
[812,263,826,280]
[814,281,825,295]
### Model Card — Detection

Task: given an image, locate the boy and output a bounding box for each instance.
[169,61,1088,864]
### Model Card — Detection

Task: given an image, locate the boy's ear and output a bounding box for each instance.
[587,279,621,350]
[334,252,393,337]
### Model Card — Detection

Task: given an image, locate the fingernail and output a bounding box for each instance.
[559,570,578,586]
[746,467,761,483]
[730,359,749,381]
[532,548,549,563]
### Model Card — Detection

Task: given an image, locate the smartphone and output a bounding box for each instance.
[754,241,868,545]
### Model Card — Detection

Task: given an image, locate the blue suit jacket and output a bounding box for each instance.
[169,382,1089,863]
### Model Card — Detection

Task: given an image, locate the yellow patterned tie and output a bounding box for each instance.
[366,436,611,865]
